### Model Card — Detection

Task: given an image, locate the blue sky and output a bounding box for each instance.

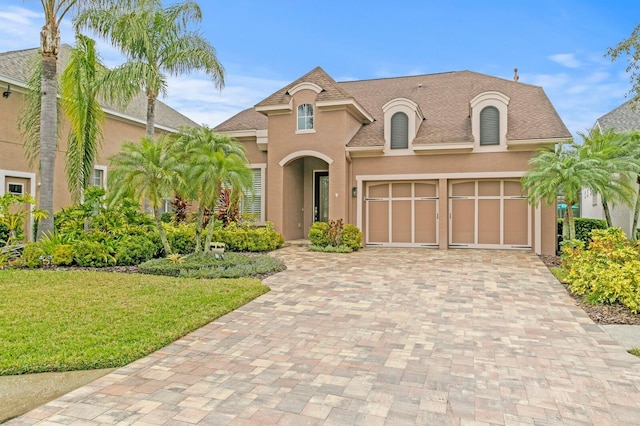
[0,1,638,137]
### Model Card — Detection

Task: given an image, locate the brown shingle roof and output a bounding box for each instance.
[0,46,198,130]
[216,68,571,145]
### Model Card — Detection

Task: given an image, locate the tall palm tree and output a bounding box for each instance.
[75,0,225,138]
[522,143,613,241]
[36,0,79,238]
[172,127,250,252]
[27,0,128,239]
[108,136,182,254]
[577,128,637,227]
[60,33,106,203]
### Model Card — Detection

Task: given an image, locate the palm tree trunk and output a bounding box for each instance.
[146,94,155,138]
[153,206,172,255]
[194,206,205,252]
[602,200,613,227]
[37,52,58,239]
[566,202,576,240]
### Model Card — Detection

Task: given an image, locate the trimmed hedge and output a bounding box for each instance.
[208,222,284,252]
[558,217,608,245]
[139,252,285,279]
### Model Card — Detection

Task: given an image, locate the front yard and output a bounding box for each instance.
[0,270,269,375]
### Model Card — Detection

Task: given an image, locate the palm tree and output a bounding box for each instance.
[60,33,106,203]
[25,0,128,239]
[577,128,638,227]
[35,0,79,238]
[522,142,614,241]
[75,0,225,138]
[172,127,250,252]
[108,136,182,254]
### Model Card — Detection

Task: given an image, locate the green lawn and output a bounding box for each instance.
[0,270,269,375]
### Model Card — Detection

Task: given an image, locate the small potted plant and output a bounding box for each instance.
[209,241,225,254]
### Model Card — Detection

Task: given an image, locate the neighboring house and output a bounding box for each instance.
[0,46,197,239]
[581,100,640,238]
[215,67,571,255]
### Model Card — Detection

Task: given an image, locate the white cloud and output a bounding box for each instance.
[549,53,581,68]
[165,73,288,127]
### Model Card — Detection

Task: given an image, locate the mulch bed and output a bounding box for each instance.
[540,255,640,325]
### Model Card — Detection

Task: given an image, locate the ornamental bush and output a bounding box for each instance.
[74,240,116,267]
[308,222,330,246]
[308,220,362,252]
[208,222,284,252]
[115,235,157,266]
[562,227,640,313]
[139,252,285,279]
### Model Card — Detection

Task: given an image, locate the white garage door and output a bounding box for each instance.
[365,181,439,247]
[449,179,530,249]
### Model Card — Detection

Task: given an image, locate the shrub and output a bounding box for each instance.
[74,240,116,267]
[139,252,285,278]
[115,235,157,266]
[0,222,9,245]
[558,218,607,243]
[308,220,362,252]
[563,227,640,313]
[160,212,173,223]
[341,224,362,251]
[52,244,75,266]
[20,243,45,268]
[209,222,284,252]
[309,222,329,246]
[166,223,196,254]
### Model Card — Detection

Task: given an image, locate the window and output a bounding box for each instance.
[297,103,314,131]
[390,112,409,149]
[480,106,499,145]
[242,167,265,223]
[592,191,598,206]
[93,168,105,188]
[7,183,23,195]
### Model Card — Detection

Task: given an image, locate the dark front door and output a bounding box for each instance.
[314,171,329,222]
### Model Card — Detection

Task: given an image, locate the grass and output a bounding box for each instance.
[549,266,568,283]
[0,270,269,375]
[629,348,640,357]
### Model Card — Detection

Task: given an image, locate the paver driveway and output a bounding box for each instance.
[10,247,640,425]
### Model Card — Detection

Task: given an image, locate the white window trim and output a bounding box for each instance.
[245,163,266,224]
[0,169,37,242]
[470,91,510,152]
[296,103,316,134]
[94,165,108,189]
[382,98,424,155]
[7,182,24,195]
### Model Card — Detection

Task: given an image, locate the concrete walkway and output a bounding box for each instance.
[8,247,640,425]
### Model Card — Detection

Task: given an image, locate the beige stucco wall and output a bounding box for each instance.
[0,89,153,213]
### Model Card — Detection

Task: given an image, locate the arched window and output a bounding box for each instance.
[390,112,409,149]
[480,106,499,145]
[297,103,314,131]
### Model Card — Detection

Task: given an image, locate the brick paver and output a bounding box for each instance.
[9,247,640,425]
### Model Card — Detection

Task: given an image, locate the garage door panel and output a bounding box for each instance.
[366,181,438,247]
[369,183,389,198]
[392,183,411,198]
[368,200,389,243]
[449,179,530,249]
[504,199,529,245]
[415,183,437,198]
[451,199,475,245]
[415,200,437,244]
[391,200,412,243]
[478,199,500,245]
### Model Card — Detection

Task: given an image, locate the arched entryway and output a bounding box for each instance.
[278,151,334,240]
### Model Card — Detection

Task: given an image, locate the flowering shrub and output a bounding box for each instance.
[562,227,640,313]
